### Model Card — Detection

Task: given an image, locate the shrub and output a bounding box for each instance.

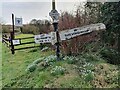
[2,25,11,33]
[82,53,99,62]
[22,25,39,34]
[100,48,120,65]
[51,66,65,76]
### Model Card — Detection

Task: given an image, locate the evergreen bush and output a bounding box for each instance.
[100,48,120,65]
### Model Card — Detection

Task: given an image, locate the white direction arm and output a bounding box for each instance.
[33,23,106,44]
[59,23,106,41]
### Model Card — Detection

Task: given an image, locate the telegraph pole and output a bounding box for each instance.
[49,0,60,60]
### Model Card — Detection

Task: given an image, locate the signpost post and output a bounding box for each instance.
[11,14,23,54]
[11,13,15,54]
[49,0,60,60]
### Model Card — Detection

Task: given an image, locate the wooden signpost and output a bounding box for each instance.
[49,0,60,60]
[10,13,23,54]
[11,14,15,54]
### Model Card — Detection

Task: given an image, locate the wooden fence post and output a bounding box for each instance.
[10,32,15,54]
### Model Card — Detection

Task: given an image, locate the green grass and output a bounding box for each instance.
[14,34,40,49]
[2,34,54,87]
[15,34,34,38]
[2,34,119,88]
[0,33,2,88]
[0,41,2,88]
[2,43,54,87]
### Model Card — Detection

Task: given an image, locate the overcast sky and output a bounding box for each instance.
[0,0,87,25]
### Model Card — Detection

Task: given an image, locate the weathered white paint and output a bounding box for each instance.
[59,23,106,40]
[34,23,106,43]
[51,32,57,45]
[34,34,51,43]
[49,9,60,23]
[12,39,20,45]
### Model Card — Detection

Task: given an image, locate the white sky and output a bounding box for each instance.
[0,0,87,24]
[2,0,85,2]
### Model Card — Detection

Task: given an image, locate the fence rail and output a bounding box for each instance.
[13,41,35,46]
[2,36,11,48]
[14,45,40,51]
[2,33,40,54]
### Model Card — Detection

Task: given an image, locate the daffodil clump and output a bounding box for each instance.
[44,55,56,66]
[51,66,65,76]
[77,61,94,82]
[63,56,79,64]
[26,57,44,72]
[26,55,56,72]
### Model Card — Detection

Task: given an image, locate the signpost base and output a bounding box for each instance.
[53,22,60,60]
